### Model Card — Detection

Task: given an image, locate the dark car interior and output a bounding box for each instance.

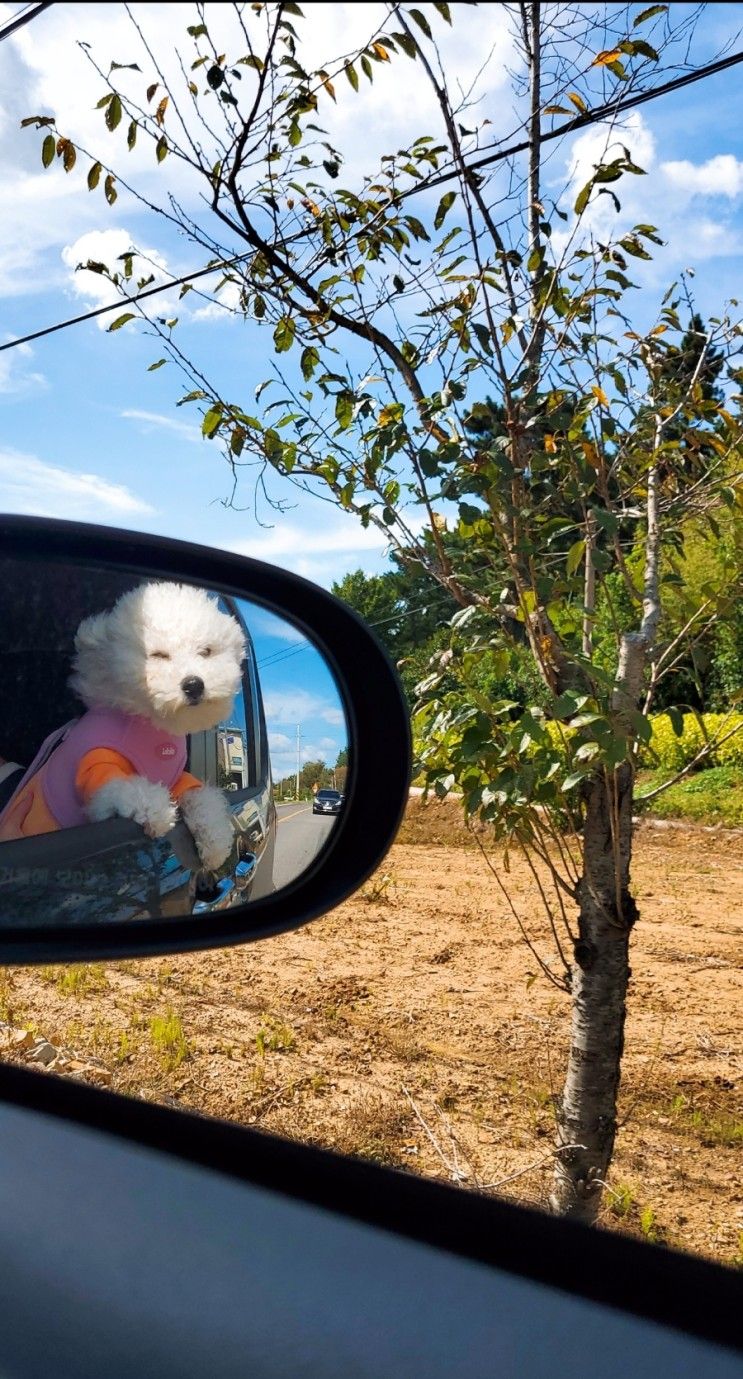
[0,556,139,806]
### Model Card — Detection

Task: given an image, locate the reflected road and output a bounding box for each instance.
[273,803,338,891]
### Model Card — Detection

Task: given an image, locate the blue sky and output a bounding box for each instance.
[1,1,743,774]
[240,603,347,783]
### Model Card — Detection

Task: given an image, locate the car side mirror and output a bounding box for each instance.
[0,516,410,964]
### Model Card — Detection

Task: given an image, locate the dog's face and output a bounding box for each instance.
[70,583,246,735]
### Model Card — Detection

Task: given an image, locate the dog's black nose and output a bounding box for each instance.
[182,675,205,704]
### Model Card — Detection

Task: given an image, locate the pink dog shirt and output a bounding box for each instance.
[37,708,187,828]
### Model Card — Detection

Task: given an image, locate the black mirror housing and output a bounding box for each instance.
[0,516,411,964]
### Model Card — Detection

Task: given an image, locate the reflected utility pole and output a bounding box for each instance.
[295,723,301,801]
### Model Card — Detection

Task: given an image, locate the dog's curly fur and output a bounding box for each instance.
[72,582,246,867]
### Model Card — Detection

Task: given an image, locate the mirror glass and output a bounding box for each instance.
[0,558,348,926]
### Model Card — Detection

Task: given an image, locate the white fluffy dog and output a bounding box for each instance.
[66,582,246,870]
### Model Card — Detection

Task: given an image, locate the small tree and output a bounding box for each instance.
[24,1,743,1220]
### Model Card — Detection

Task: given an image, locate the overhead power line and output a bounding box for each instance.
[0,252,252,354]
[0,2,53,43]
[3,43,743,356]
[421,44,743,195]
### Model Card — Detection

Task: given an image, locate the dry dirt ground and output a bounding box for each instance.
[1,802,741,1268]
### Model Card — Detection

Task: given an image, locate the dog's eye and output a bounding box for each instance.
[199,647,212,658]
[150,651,170,660]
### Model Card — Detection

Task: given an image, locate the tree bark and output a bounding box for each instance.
[551,762,638,1223]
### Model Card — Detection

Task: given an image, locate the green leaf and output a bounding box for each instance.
[526,246,544,273]
[566,539,585,576]
[633,4,667,25]
[273,316,296,353]
[186,23,208,37]
[201,407,222,438]
[147,358,167,371]
[409,8,432,38]
[156,136,168,162]
[283,1,305,13]
[105,93,122,132]
[41,134,55,168]
[335,389,354,429]
[434,190,456,229]
[562,772,585,792]
[206,65,224,90]
[574,179,593,215]
[127,120,137,151]
[345,62,359,91]
[107,313,135,331]
[471,322,491,354]
[300,345,319,380]
[95,94,114,110]
[87,160,102,190]
[667,705,684,737]
[391,29,418,58]
[433,1,452,20]
[288,119,301,147]
[629,38,659,60]
[360,54,373,81]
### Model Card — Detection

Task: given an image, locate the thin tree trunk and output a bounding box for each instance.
[551,763,638,1223]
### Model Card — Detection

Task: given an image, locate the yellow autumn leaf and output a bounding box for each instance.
[592,48,621,66]
[544,434,558,454]
[591,385,609,406]
[372,42,390,61]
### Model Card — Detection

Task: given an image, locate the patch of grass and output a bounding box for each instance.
[0,968,17,1024]
[255,1015,296,1056]
[636,766,743,828]
[608,1184,666,1244]
[336,1093,409,1166]
[54,965,109,999]
[149,1011,191,1071]
[383,1025,424,1063]
[639,1205,662,1244]
[361,872,397,904]
[115,1030,137,1064]
[609,1183,637,1219]
[668,1091,743,1147]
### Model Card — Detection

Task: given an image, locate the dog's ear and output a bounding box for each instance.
[74,610,110,653]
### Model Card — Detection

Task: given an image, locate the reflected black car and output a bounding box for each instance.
[312,789,343,816]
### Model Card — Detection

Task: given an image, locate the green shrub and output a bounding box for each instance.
[641,713,743,772]
[637,766,743,827]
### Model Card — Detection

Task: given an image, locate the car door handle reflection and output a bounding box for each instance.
[191,856,256,913]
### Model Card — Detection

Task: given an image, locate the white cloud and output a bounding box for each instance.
[121,408,201,443]
[224,514,393,585]
[0,338,46,396]
[663,154,743,200]
[553,113,743,270]
[62,229,175,327]
[263,687,345,729]
[0,447,153,519]
[2,2,516,306]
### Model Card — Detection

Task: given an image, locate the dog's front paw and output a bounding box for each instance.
[180,786,235,871]
[87,777,178,838]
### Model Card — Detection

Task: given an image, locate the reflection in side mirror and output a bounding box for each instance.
[0,560,348,929]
